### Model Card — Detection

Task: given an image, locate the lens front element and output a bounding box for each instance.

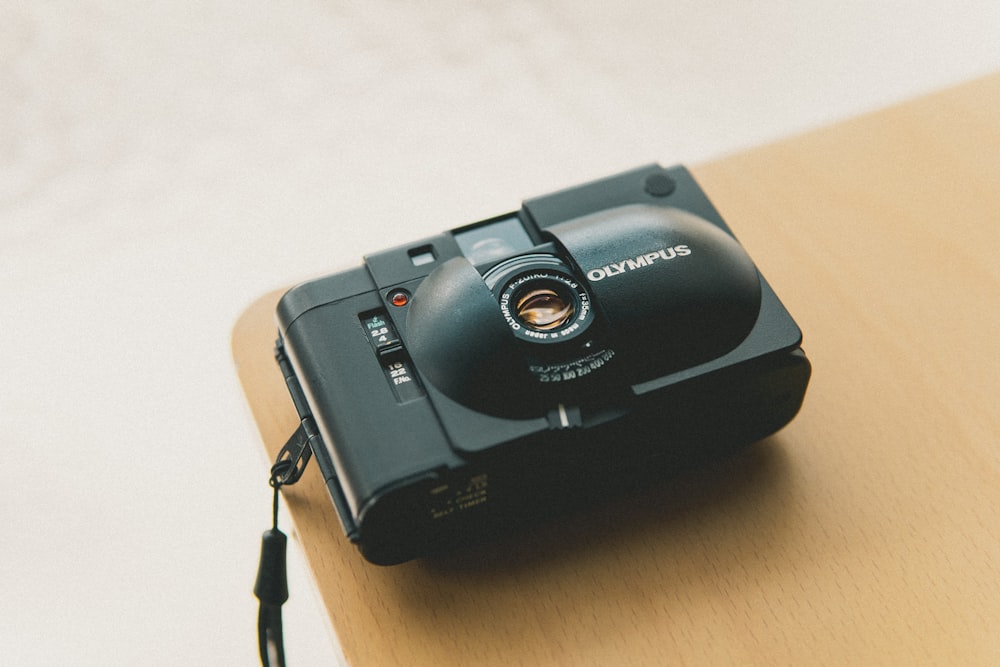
[515,285,575,331]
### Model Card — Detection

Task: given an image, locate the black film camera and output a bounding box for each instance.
[275,164,810,565]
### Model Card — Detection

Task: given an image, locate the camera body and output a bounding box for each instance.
[276,164,810,565]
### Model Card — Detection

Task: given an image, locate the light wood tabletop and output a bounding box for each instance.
[233,73,1000,666]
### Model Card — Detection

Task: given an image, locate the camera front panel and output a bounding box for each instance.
[275,164,810,564]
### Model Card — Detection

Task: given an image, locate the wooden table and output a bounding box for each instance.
[233,73,1000,665]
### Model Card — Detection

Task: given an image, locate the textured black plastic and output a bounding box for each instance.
[406,256,537,415]
[547,204,762,381]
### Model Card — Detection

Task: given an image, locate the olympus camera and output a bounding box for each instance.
[275,164,810,565]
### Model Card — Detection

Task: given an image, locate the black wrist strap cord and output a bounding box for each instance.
[254,423,314,667]
[256,481,288,667]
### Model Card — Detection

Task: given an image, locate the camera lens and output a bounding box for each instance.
[515,285,575,331]
[483,253,594,344]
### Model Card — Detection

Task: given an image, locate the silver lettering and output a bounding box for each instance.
[625,256,650,270]
[585,245,693,282]
[500,293,523,329]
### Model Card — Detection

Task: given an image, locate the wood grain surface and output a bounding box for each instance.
[233,74,1000,666]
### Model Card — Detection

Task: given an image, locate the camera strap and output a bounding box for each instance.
[254,422,314,667]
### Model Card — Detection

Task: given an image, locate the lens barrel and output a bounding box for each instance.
[483,254,594,345]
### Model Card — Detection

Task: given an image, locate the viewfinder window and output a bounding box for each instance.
[454,216,533,265]
[408,246,436,267]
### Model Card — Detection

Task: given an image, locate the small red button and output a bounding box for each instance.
[390,291,409,307]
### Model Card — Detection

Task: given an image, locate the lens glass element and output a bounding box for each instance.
[515,287,575,331]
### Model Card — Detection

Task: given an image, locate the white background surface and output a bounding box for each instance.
[2,2,999,665]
